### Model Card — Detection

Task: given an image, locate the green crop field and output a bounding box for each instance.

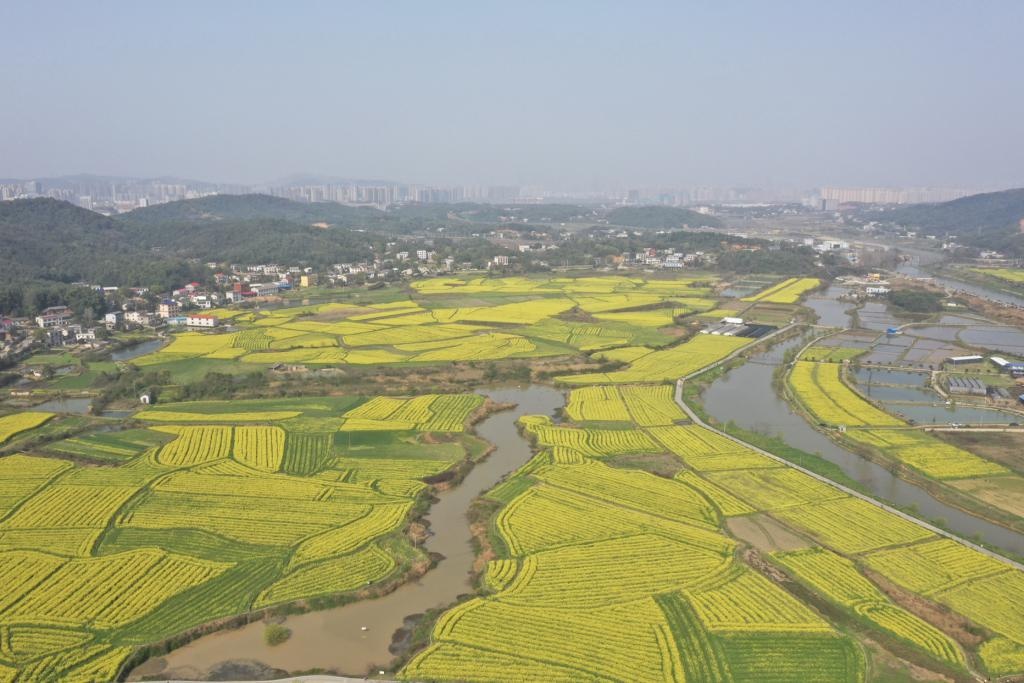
[557,334,753,385]
[0,412,54,446]
[4,272,1024,681]
[404,412,882,682]
[128,275,721,377]
[0,390,484,680]
[742,277,821,304]
[789,350,1021,522]
[775,548,964,665]
[405,369,1024,681]
[564,384,685,425]
[789,361,902,427]
[968,267,1024,285]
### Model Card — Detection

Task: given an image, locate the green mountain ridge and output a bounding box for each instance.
[882,188,1024,255]
[0,197,382,288]
[118,193,385,227]
[605,205,724,230]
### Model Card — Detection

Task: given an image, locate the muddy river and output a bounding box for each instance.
[130,385,564,680]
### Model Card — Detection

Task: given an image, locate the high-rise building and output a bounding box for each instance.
[819,186,975,205]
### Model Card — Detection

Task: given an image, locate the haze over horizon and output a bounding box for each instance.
[3,1,1023,191]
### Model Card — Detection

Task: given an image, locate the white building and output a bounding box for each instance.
[35,306,73,328]
[186,315,219,328]
[249,282,280,296]
[125,311,151,325]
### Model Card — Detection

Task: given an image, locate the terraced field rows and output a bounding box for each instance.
[844,428,1005,480]
[483,558,518,591]
[564,385,684,426]
[341,394,482,432]
[234,328,272,351]
[776,548,964,665]
[558,334,753,384]
[281,432,333,475]
[256,544,396,608]
[686,569,832,633]
[410,597,687,683]
[534,462,717,527]
[0,411,54,445]
[2,484,138,532]
[0,391,487,680]
[522,417,658,457]
[564,386,631,422]
[152,426,233,466]
[3,549,230,629]
[232,425,285,471]
[650,425,779,471]
[789,362,901,427]
[0,455,71,518]
[774,498,934,554]
[290,503,412,566]
[742,277,821,304]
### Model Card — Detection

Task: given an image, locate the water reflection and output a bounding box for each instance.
[31,397,92,415]
[702,337,1024,554]
[110,338,166,361]
[131,384,565,679]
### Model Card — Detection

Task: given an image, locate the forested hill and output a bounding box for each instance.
[0,198,191,285]
[0,198,211,315]
[884,188,1024,254]
[126,216,381,266]
[0,197,381,288]
[121,194,728,232]
[605,206,723,229]
[118,193,385,227]
[0,194,734,290]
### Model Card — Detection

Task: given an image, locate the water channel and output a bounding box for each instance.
[896,248,1024,308]
[30,396,93,415]
[130,385,565,680]
[702,295,1024,556]
[110,338,166,361]
[803,284,855,327]
[128,258,1024,678]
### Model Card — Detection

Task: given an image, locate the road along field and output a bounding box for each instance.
[787,352,1024,530]
[7,271,1024,681]
[0,392,488,681]
[400,300,1024,682]
[402,381,1024,680]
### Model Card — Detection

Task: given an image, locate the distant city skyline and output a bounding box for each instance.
[3,1,1023,189]
[1,172,999,216]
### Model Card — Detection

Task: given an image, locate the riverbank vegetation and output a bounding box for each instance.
[0,392,486,680]
[786,349,1024,534]
[3,272,1024,681]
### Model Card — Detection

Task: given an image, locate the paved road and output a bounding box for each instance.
[148,321,1022,683]
[146,677,386,683]
[924,426,1024,433]
[673,374,1024,573]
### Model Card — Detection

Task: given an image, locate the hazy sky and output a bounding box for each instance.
[3,1,1023,190]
